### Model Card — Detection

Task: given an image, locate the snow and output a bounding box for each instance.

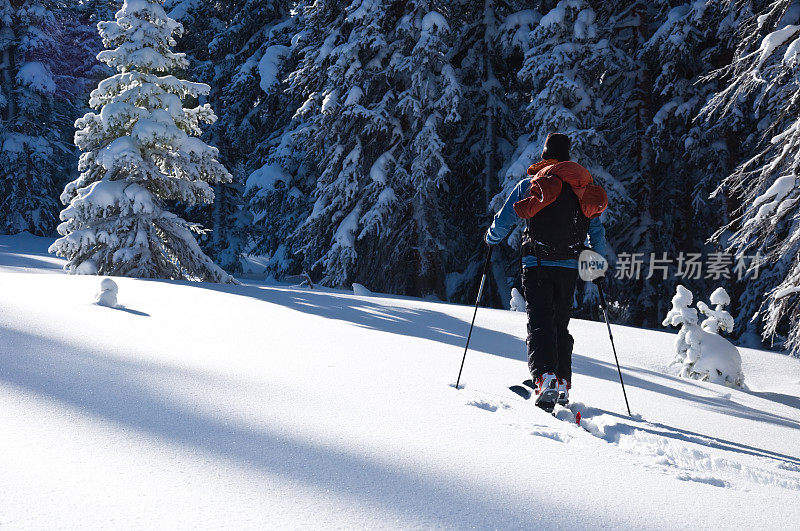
[421,12,448,34]
[573,9,596,40]
[334,204,361,247]
[1,234,800,527]
[757,25,800,69]
[95,278,119,307]
[510,287,526,312]
[245,163,290,194]
[166,0,201,20]
[343,86,364,106]
[1,133,51,154]
[539,0,581,28]
[345,0,373,23]
[685,328,744,387]
[369,151,393,184]
[785,35,800,66]
[352,282,373,296]
[97,136,141,170]
[72,180,130,211]
[776,286,800,299]
[16,61,56,94]
[709,286,731,306]
[750,175,796,223]
[0,233,65,274]
[123,0,159,13]
[497,10,540,50]
[257,45,289,92]
[315,30,340,65]
[321,89,339,114]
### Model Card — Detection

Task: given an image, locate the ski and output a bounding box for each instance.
[509,384,531,399]
[508,381,557,412]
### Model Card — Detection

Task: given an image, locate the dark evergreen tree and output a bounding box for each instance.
[167,0,292,272]
[0,1,65,235]
[247,1,462,296]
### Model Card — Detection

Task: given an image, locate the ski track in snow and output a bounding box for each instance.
[461,388,800,495]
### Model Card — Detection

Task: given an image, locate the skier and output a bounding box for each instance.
[485,133,609,411]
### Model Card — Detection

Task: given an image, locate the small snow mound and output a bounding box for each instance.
[686,330,744,387]
[352,283,373,296]
[95,278,119,307]
[510,288,526,312]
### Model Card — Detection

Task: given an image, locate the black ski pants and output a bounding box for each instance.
[522,265,578,382]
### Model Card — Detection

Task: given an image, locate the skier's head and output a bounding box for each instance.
[542,133,571,162]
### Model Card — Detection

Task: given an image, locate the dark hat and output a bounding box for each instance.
[542,133,571,162]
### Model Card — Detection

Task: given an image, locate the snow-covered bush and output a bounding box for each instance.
[662,285,744,388]
[697,287,734,335]
[50,0,232,282]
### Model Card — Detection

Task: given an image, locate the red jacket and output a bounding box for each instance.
[513,159,608,220]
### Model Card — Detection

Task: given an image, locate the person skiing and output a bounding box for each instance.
[485,133,609,411]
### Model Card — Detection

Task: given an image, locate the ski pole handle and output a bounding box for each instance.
[482,243,494,275]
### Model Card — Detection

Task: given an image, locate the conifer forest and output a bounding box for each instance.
[1,0,799,357]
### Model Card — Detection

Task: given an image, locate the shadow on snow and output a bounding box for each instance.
[0,325,536,526]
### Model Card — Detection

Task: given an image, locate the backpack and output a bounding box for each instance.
[513,160,608,260]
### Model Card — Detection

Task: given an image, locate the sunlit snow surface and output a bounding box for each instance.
[1,234,799,528]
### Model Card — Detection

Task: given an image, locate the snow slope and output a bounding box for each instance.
[1,234,799,528]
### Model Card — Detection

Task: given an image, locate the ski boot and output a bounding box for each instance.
[534,372,559,413]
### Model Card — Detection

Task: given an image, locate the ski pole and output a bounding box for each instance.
[596,284,632,416]
[455,244,494,389]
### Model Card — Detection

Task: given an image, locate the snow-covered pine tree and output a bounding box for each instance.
[286,0,405,290]
[191,0,293,272]
[50,0,233,282]
[164,0,235,267]
[699,0,800,355]
[248,1,461,296]
[248,0,388,287]
[388,2,462,295]
[0,0,67,236]
[64,2,116,96]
